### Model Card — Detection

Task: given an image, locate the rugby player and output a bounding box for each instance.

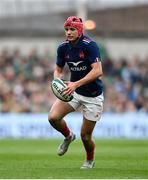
[48,16,104,169]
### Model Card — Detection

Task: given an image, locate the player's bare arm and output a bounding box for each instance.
[63,61,102,95]
[54,65,64,79]
[76,61,103,87]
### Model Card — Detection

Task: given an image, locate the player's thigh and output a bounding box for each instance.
[81,117,96,137]
[49,99,75,121]
[82,94,104,121]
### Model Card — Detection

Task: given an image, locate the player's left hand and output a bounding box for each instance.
[63,81,78,95]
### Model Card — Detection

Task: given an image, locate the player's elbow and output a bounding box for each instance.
[93,63,103,77]
[96,69,103,78]
[99,71,103,77]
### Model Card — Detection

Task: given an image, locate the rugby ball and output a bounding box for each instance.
[51,78,73,102]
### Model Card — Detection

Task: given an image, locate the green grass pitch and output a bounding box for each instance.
[0,139,148,179]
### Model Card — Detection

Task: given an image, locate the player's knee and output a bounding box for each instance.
[81,133,91,142]
[48,113,57,123]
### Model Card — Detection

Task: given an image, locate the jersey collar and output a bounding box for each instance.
[68,35,84,49]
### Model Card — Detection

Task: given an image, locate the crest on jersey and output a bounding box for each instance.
[79,51,85,59]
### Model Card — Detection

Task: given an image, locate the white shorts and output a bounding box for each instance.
[68,92,104,122]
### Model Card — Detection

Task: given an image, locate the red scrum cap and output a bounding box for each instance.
[64,16,83,36]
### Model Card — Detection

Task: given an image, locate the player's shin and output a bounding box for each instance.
[82,139,95,160]
[48,119,70,138]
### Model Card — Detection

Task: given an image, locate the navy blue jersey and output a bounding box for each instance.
[56,35,104,97]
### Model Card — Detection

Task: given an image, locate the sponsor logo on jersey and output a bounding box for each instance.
[70,66,87,71]
[68,61,83,66]
[68,61,87,71]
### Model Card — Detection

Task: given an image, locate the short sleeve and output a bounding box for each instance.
[86,41,101,64]
[56,46,66,67]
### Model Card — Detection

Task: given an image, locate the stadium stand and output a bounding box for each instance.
[0,2,148,37]
[0,48,147,113]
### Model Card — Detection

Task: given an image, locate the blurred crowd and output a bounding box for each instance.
[103,55,148,113]
[0,48,147,113]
